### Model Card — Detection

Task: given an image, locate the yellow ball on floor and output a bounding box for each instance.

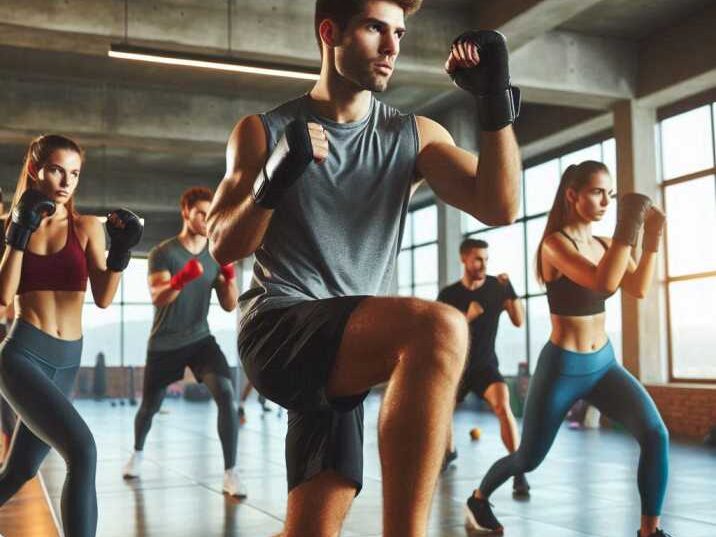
[469,427,481,441]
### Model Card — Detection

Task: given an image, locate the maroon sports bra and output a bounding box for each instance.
[17,214,89,294]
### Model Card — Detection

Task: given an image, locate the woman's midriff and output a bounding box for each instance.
[16,291,85,340]
[549,312,608,352]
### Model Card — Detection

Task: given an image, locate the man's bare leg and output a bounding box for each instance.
[326,297,468,537]
[483,382,518,453]
[282,471,356,537]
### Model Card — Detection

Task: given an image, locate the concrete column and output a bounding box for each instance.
[438,201,462,289]
[612,100,665,383]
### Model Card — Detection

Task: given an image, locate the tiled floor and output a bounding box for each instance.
[30,393,716,536]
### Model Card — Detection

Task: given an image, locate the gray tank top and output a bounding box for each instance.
[239,95,418,323]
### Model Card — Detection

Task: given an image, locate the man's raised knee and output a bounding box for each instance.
[413,301,468,378]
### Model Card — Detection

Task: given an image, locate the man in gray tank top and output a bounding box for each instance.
[208,1,522,535]
[122,188,247,498]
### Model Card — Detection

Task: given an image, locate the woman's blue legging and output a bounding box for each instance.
[479,340,669,516]
[0,319,96,537]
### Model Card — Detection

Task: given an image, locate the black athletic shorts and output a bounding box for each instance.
[143,335,231,394]
[457,364,506,402]
[238,296,369,493]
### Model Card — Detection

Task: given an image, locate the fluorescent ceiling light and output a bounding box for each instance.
[109,44,320,81]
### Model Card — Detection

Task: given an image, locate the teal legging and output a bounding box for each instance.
[479,340,669,516]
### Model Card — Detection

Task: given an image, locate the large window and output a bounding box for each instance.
[81,258,238,368]
[462,139,621,375]
[398,204,439,299]
[659,102,716,381]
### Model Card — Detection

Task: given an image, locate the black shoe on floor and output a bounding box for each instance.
[464,495,503,534]
[512,473,530,497]
[440,449,458,473]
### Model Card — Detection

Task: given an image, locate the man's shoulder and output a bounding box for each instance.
[262,95,308,122]
[483,275,504,293]
[439,281,463,297]
[151,237,178,256]
[375,97,409,117]
[374,98,416,131]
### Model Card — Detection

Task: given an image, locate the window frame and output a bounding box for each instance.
[659,100,716,383]
[399,202,439,298]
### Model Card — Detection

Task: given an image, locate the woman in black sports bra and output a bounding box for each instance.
[464,161,672,537]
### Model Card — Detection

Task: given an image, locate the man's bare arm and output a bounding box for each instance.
[207,115,272,265]
[208,117,327,265]
[416,117,520,226]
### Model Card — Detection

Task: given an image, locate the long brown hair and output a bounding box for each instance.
[535,160,610,284]
[8,134,84,229]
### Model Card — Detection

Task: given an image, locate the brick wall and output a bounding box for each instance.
[646,384,716,440]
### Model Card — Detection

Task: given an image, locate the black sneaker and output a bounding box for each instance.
[512,473,530,497]
[440,449,458,473]
[638,529,673,537]
[465,495,503,534]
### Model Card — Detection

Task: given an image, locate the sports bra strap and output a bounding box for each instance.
[559,230,579,251]
[560,231,609,253]
[593,236,608,251]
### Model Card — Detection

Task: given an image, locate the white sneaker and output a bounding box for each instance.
[223,468,247,498]
[122,451,143,479]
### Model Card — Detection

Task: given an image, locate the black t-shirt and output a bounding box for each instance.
[437,276,517,370]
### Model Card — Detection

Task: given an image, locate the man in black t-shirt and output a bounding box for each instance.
[437,238,530,496]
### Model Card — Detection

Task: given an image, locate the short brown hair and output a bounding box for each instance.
[460,238,488,255]
[180,187,213,212]
[314,0,422,53]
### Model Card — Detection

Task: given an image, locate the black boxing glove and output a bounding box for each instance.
[449,30,520,131]
[6,189,56,251]
[252,120,313,209]
[613,193,652,247]
[106,208,143,272]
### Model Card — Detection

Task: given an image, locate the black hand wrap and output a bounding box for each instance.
[252,120,314,209]
[613,193,652,247]
[6,189,56,251]
[106,208,143,272]
[449,30,521,131]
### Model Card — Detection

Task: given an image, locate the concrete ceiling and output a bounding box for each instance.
[0,0,714,252]
[560,0,714,40]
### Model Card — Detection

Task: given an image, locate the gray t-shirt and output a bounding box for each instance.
[147,237,219,351]
[239,95,418,324]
